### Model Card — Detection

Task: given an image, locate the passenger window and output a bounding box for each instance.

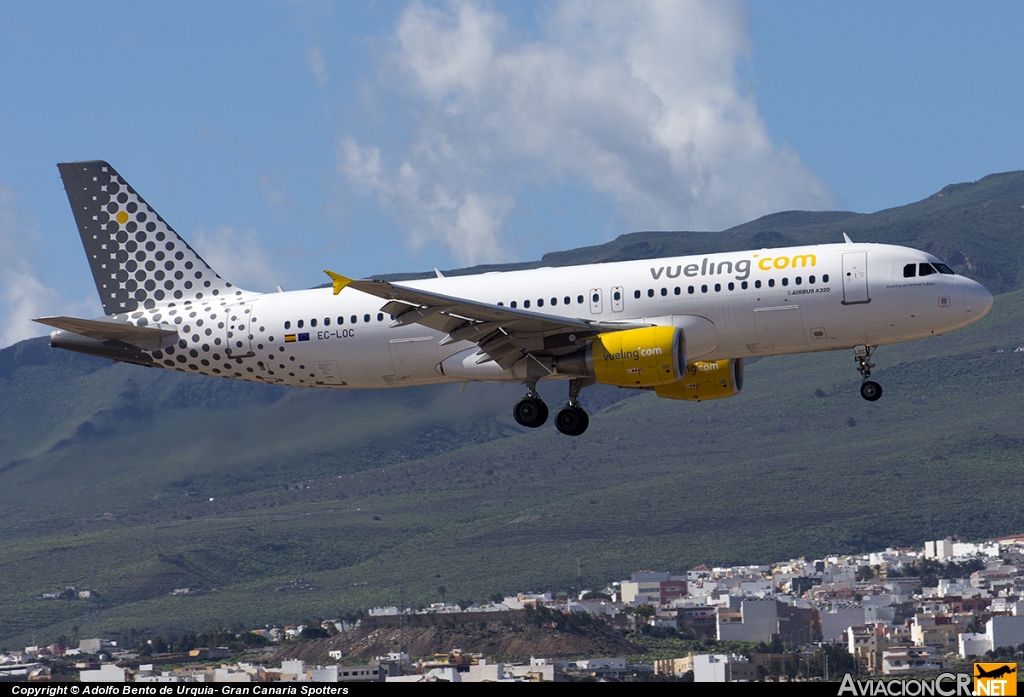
[537,298,544,307]
[377,313,384,321]
[297,319,304,328]
[728,282,734,291]
[350,315,357,324]
[768,279,775,287]
[714,283,721,292]
[647,289,654,298]
[755,280,762,289]
[741,281,748,289]
[809,275,816,284]
[919,263,936,276]
[338,317,344,325]
[781,278,788,287]
[688,286,695,294]
[524,300,531,308]
[310,318,317,327]
[551,297,558,305]
[511,301,517,308]
[660,288,667,296]
[701,284,708,293]
[634,290,641,299]
[904,264,917,278]
[577,295,584,304]
[324,317,331,326]
[613,291,620,301]
[564,296,571,304]
[284,321,291,330]
[592,293,599,303]
[363,314,370,323]
[823,274,830,282]
[674,287,681,295]
[795,277,802,286]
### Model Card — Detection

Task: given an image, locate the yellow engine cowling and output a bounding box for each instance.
[590,326,685,387]
[654,358,744,401]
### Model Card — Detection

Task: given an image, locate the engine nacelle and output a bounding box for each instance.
[556,326,685,388]
[654,358,744,401]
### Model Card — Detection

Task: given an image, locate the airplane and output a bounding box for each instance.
[976,665,1017,679]
[36,161,994,436]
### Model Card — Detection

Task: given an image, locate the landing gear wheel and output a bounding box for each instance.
[555,404,590,436]
[860,381,883,401]
[853,345,882,401]
[514,396,548,428]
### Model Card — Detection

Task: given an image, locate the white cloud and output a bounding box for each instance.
[192,225,279,292]
[0,183,96,348]
[307,44,329,86]
[0,260,64,348]
[340,136,513,264]
[339,0,835,264]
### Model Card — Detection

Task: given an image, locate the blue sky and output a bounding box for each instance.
[1,1,1021,347]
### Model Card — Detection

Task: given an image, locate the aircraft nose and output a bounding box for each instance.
[963,280,993,322]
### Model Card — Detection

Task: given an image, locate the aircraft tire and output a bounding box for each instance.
[514,396,548,428]
[860,381,883,401]
[555,405,589,436]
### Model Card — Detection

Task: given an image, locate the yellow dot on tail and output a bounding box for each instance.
[116,211,129,225]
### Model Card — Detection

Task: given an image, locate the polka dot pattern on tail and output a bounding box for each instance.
[57,160,242,315]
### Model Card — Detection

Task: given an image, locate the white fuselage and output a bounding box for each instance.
[145,242,989,390]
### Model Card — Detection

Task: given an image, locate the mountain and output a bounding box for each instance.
[2,172,1024,648]
[381,171,1024,295]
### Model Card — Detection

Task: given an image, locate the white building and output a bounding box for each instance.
[80,664,126,682]
[693,654,755,682]
[988,615,1024,653]
[716,600,780,643]
[882,647,943,675]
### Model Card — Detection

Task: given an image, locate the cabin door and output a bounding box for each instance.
[842,252,870,304]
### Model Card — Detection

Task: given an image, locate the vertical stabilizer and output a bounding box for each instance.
[58,161,243,314]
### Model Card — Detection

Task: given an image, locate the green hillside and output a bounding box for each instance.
[2,173,1024,648]
[382,171,1024,295]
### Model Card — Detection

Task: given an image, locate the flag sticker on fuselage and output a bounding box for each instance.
[298,333,310,341]
[285,334,297,343]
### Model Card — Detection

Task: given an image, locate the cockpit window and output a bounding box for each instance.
[919,263,936,276]
[903,264,916,278]
[934,263,955,274]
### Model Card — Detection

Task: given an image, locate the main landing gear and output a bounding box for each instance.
[513,390,549,428]
[854,344,883,401]
[554,378,592,436]
[513,378,593,436]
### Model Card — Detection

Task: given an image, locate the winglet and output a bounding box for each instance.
[843,233,854,244]
[324,270,353,295]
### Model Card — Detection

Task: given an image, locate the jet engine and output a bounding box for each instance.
[555,326,685,388]
[654,358,744,401]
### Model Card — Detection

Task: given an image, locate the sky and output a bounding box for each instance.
[1,1,1022,348]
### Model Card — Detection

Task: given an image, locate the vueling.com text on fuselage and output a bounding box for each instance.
[650,253,817,282]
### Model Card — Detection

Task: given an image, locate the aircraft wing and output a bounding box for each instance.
[325,271,649,369]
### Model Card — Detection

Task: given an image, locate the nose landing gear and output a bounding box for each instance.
[854,344,883,401]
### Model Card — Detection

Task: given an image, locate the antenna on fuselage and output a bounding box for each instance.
[843,233,854,244]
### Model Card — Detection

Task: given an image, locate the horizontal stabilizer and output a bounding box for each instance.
[34,316,178,343]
